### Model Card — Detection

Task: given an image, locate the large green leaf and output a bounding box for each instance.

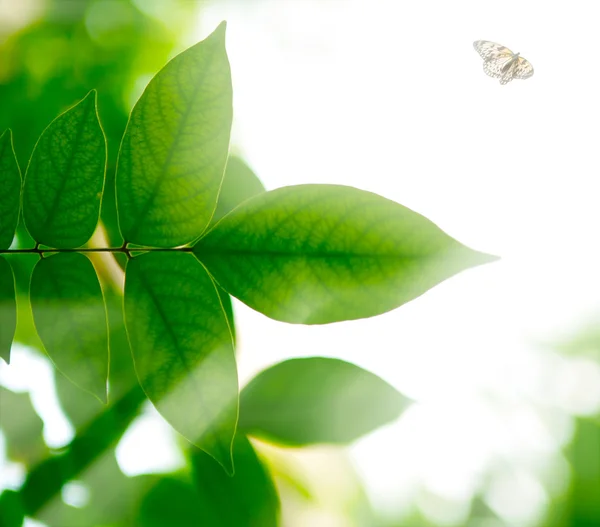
[239,357,410,446]
[124,252,237,472]
[209,155,266,228]
[0,130,21,250]
[30,252,109,403]
[137,435,279,527]
[0,256,17,364]
[194,184,497,324]
[22,91,106,248]
[116,22,233,247]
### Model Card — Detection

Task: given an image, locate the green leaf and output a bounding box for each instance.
[239,357,410,446]
[194,184,498,324]
[0,130,22,250]
[124,252,238,473]
[22,90,107,248]
[209,155,266,228]
[30,252,109,403]
[0,256,17,364]
[190,434,279,527]
[137,435,279,527]
[0,387,47,466]
[116,22,233,247]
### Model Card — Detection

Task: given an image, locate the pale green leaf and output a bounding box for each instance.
[0,130,22,250]
[30,252,109,402]
[194,184,497,324]
[239,357,409,445]
[23,91,107,248]
[116,22,232,247]
[124,252,238,473]
[0,256,17,364]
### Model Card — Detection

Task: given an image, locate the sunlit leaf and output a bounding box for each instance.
[124,252,237,472]
[195,184,497,324]
[0,387,47,466]
[30,252,109,403]
[116,22,232,247]
[239,357,410,445]
[0,130,22,250]
[137,435,278,527]
[0,256,17,364]
[23,91,106,248]
[209,155,266,228]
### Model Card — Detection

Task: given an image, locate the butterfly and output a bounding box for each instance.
[473,40,534,84]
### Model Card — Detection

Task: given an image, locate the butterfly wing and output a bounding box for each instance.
[514,56,534,79]
[473,40,514,60]
[482,55,514,78]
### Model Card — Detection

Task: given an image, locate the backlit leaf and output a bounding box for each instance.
[0,130,22,250]
[116,22,232,247]
[0,256,17,364]
[124,252,237,472]
[195,184,497,324]
[23,91,106,248]
[239,357,409,445]
[30,252,109,402]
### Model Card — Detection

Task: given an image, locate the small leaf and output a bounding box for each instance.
[0,256,17,364]
[116,22,233,247]
[209,155,266,228]
[0,387,47,466]
[239,357,410,446]
[23,91,107,248]
[0,130,22,250]
[195,184,498,324]
[138,435,279,527]
[30,252,109,403]
[124,252,238,473]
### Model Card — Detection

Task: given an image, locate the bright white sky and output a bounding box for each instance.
[2,1,600,526]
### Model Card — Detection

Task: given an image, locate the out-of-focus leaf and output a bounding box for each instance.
[22,91,106,248]
[0,130,21,250]
[124,252,237,473]
[209,155,266,228]
[0,387,47,466]
[37,453,156,527]
[137,435,279,527]
[239,357,410,445]
[195,184,497,324]
[116,22,232,247]
[565,417,600,525]
[30,252,109,403]
[0,256,17,364]
[0,490,25,527]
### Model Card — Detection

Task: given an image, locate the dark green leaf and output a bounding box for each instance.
[30,252,109,402]
[137,435,279,527]
[0,387,47,466]
[195,184,497,324]
[116,22,233,247]
[0,256,17,364]
[124,252,237,473]
[239,357,410,445]
[209,155,266,228]
[0,130,22,250]
[22,90,107,248]
[0,490,25,527]
[190,434,279,527]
